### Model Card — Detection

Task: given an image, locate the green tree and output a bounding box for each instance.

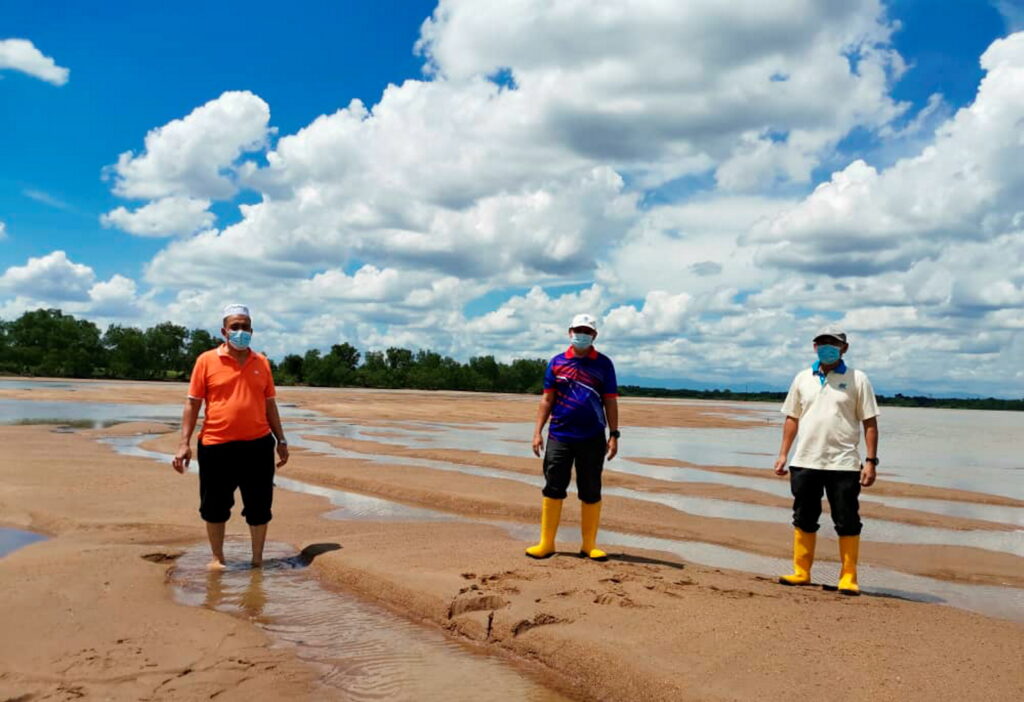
[103,325,151,379]
[185,328,218,371]
[145,322,189,378]
[5,309,104,377]
[276,353,305,385]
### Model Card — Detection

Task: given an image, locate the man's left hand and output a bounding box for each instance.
[860,462,876,487]
[276,442,290,468]
[606,436,618,461]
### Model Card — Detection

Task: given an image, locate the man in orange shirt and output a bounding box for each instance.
[172,304,289,569]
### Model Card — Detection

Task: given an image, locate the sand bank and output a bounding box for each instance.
[2,424,1023,702]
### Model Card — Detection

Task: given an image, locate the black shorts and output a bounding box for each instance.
[197,433,276,526]
[789,466,862,536]
[541,434,606,504]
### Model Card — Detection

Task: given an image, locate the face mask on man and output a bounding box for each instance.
[816,344,841,365]
[227,329,253,350]
[570,332,594,350]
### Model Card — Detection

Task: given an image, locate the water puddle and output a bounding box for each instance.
[171,540,569,701]
[104,432,1024,622]
[1,389,1020,622]
[328,420,1024,527]
[293,431,1024,557]
[0,379,78,390]
[0,399,182,428]
[0,527,47,558]
[0,398,317,429]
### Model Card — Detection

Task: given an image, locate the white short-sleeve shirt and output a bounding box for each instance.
[781,361,879,471]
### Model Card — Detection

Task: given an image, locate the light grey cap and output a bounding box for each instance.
[813,324,847,343]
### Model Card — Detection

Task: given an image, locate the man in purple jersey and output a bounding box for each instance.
[526,313,620,561]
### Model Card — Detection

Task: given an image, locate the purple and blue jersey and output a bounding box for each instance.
[543,346,618,442]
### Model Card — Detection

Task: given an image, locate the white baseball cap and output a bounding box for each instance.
[569,313,598,332]
[223,303,251,320]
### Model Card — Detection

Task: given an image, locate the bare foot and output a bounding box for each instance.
[206,558,227,571]
[251,560,263,568]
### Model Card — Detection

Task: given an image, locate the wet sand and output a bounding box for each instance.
[2,383,1023,701]
[292,434,1020,532]
[135,434,1022,589]
[633,457,1024,507]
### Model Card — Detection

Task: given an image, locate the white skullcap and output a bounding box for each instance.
[222,304,251,319]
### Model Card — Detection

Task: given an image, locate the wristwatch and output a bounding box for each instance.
[609,430,621,439]
[277,438,288,446]
[864,457,879,465]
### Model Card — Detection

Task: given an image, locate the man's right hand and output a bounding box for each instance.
[172,442,192,474]
[773,455,788,476]
[532,433,544,457]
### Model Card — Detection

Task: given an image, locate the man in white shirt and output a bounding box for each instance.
[773,325,880,595]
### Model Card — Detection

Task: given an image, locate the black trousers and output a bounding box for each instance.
[197,433,276,526]
[789,466,862,536]
[541,434,606,504]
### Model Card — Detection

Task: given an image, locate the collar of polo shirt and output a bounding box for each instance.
[812,359,847,375]
[566,345,599,360]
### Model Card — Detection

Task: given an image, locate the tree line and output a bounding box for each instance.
[1,308,1021,409]
[0,308,548,392]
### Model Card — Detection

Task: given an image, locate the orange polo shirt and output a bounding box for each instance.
[187,345,276,445]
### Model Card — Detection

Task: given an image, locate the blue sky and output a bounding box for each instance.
[2,1,1024,396]
[1,0,437,279]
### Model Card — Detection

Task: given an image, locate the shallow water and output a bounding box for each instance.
[333,419,1024,526]
[0,397,318,430]
[101,431,1024,622]
[0,398,181,428]
[3,384,1023,621]
[294,429,1024,557]
[0,527,46,558]
[171,540,569,701]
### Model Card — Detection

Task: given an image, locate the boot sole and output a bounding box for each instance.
[578,551,609,562]
[778,578,812,586]
[821,584,861,596]
[525,552,555,560]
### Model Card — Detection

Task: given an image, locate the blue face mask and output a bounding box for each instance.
[816,344,841,365]
[227,329,252,350]
[570,332,594,350]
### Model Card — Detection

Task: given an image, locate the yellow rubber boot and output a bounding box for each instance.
[779,528,816,586]
[579,501,608,561]
[525,497,563,559]
[837,535,860,596]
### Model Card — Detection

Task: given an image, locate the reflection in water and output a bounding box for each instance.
[2,386,1019,622]
[0,527,47,558]
[173,540,568,701]
[101,426,1024,622]
[294,431,1024,557]
[330,420,1024,526]
[524,526,1024,622]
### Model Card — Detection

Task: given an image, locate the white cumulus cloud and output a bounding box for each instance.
[0,39,69,85]
[750,32,1024,275]
[106,90,271,200]
[101,196,215,237]
[0,251,95,301]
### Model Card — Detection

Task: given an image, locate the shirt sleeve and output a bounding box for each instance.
[603,358,618,396]
[187,355,207,400]
[542,359,556,393]
[856,371,880,421]
[263,355,277,399]
[779,373,802,418]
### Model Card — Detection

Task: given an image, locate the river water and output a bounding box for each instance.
[1,379,1022,627]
